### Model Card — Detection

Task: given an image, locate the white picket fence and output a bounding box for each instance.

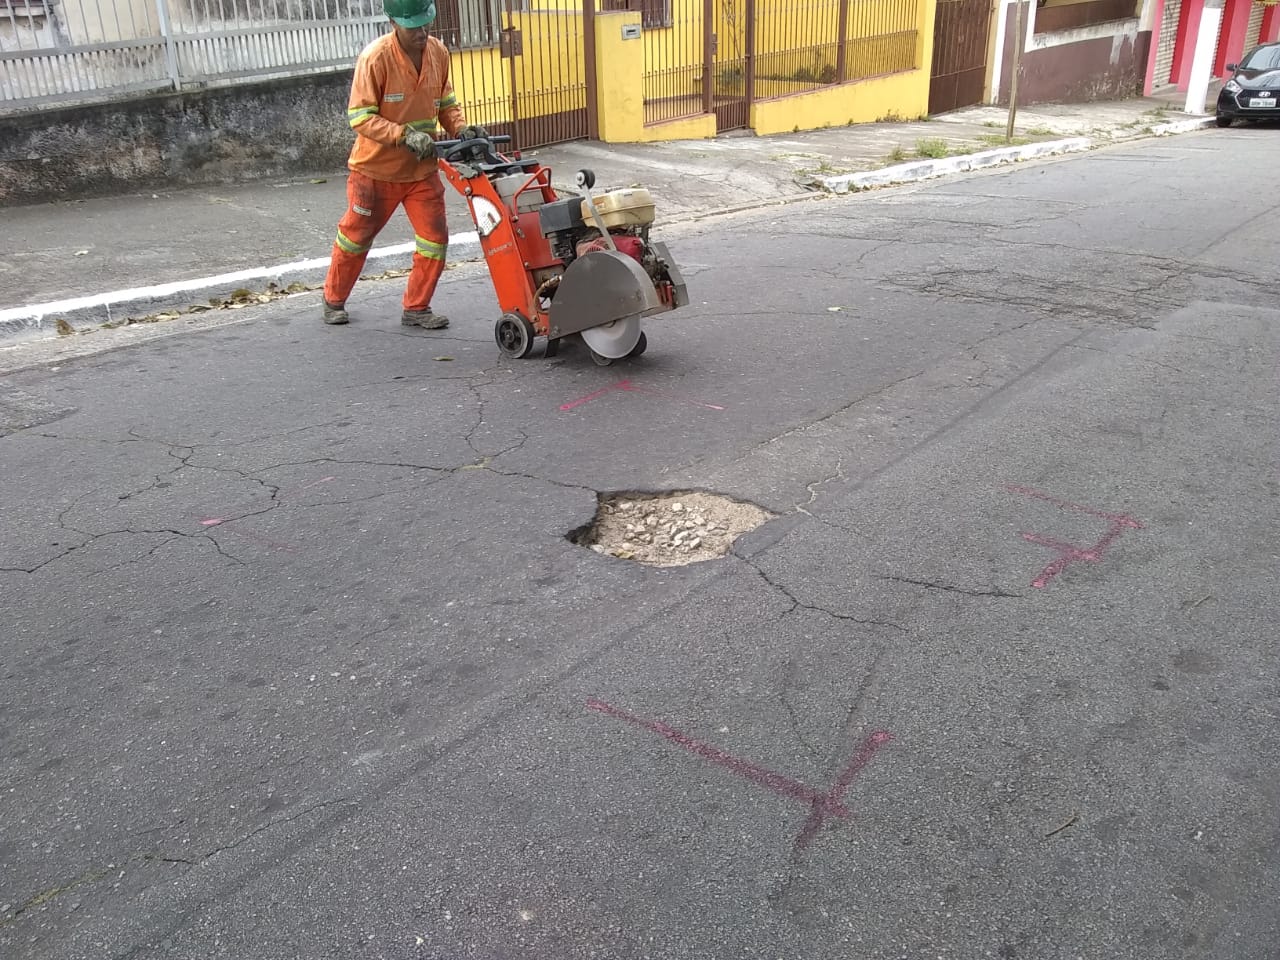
[0,0,389,112]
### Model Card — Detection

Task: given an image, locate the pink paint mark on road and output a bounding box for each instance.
[560,382,625,412]
[794,728,894,849]
[619,381,726,411]
[1005,484,1143,528]
[586,698,891,849]
[1007,484,1143,589]
[560,379,725,413]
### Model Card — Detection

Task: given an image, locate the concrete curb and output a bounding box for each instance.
[0,233,482,342]
[815,137,1093,194]
[1149,116,1217,135]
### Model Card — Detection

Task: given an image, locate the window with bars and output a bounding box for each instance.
[600,0,672,29]
[434,0,503,48]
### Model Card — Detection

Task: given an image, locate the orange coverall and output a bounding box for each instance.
[323,31,467,312]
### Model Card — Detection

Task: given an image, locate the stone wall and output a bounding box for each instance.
[0,72,356,207]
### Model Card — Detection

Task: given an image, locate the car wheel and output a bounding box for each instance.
[1215,113,1233,127]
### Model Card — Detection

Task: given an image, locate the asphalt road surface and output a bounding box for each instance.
[2,128,1278,960]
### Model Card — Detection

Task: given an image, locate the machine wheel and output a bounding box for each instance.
[626,331,648,358]
[588,347,615,366]
[1215,113,1233,127]
[494,313,535,359]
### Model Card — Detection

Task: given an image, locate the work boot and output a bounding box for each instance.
[402,307,448,329]
[322,301,349,325]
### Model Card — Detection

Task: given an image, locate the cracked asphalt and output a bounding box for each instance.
[3,128,1279,960]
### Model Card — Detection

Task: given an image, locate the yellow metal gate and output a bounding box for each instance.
[443,0,592,150]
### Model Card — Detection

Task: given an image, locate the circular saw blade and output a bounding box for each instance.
[580,315,642,359]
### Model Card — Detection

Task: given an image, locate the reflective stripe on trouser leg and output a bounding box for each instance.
[401,175,449,311]
[323,171,399,306]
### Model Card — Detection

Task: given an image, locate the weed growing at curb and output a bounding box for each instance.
[977,133,1031,147]
[915,138,950,158]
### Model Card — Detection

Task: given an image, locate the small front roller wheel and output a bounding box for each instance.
[627,331,647,358]
[494,312,535,359]
[588,347,614,366]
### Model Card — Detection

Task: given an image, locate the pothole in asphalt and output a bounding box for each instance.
[569,490,775,566]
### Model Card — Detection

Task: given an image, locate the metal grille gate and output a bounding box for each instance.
[448,0,591,151]
[1154,0,1181,86]
[928,0,992,114]
[641,0,920,133]
[639,0,753,133]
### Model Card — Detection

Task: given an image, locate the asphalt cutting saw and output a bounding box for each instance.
[435,133,688,364]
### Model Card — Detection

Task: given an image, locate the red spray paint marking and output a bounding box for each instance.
[586,698,891,849]
[560,379,725,413]
[1006,484,1143,589]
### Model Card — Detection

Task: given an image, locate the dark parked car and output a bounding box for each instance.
[1217,42,1280,126]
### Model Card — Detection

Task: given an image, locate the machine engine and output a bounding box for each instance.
[535,188,681,306]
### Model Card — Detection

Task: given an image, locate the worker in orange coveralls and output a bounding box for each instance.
[322,0,487,328]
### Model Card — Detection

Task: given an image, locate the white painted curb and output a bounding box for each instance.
[1150,116,1216,135]
[0,231,482,341]
[817,137,1093,194]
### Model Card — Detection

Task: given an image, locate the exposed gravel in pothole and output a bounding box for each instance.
[571,491,774,566]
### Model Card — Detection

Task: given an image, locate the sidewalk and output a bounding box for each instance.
[2,96,1215,340]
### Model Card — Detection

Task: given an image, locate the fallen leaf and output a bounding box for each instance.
[433,356,455,362]
[310,178,328,184]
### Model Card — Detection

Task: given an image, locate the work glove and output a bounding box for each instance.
[403,128,436,160]
[457,124,489,142]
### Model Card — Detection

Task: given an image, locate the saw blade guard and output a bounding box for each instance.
[546,249,665,351]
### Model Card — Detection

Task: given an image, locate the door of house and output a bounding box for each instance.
[1154,0,1182,85]
[709,0,753,132]
[929,0,993,114]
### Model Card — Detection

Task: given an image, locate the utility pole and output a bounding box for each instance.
[1006,0,1026,141]
[1184,0,1225,115]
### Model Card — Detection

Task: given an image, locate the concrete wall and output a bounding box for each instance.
[0,71,355,207]
[997,2,1151,104]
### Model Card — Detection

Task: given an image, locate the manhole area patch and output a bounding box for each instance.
[571,491,774,566]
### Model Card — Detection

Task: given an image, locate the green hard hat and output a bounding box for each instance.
[385,0,435,28]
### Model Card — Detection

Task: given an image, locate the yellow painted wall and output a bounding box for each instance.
[595,10,646,140]
[451,45,513,127]
[638,111,717,140]
[751,66,924,131]
[449,10,587,126]
[641,0,925,108]
[512,10,587,112]
[750,0,934,133]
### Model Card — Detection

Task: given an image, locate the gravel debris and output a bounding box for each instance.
[573,491,774,565]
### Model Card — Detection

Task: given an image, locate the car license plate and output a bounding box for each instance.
[1249,97,1275,108]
